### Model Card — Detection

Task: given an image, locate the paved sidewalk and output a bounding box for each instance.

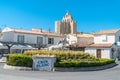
[0,57,6,63]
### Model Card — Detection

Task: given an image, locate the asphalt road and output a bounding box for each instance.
[0,62,120,80]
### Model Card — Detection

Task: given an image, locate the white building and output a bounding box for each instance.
[66,33,94,51]
[66,33,94,45]
[0,27,65,53]
[85,29,120,59]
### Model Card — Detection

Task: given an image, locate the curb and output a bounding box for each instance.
[55,63,117,71]
[0,57,6,63]
[0,61,6,63]
[4,64,32,70]
[3,63,117,71]
[0,60,6,63]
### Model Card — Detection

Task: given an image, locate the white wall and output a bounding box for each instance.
[85,48,111,58]
[85,30,120,59]
[2,32,64,46]
[101,48,111,58]
[14,33,44,44]
[85,48,96,57]
[2,27,13,32]
[0,32,14,42]
[0,30,64,47]
[94,34,115,44]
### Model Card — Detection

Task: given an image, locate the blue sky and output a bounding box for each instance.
[0,0,120,33]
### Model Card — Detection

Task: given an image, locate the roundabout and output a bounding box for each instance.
[0,61,120,80]
[3,62,117,71]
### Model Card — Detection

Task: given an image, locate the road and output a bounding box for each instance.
[0,61,120,80]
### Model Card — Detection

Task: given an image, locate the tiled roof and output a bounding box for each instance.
[87,43,113,48]
[11,29,64,37]
[71,41,93,47]
[95,29,119,35]
[72,33,94,38]
[77,34,94,38]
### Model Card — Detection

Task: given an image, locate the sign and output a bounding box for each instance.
[32,56,56,71]
[35,59,51,69]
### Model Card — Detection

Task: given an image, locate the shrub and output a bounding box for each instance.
[24,50,98,62]
[6,50,115,68]
[23,50,115,67]
[6,54,32,67]
[55,58,115,67]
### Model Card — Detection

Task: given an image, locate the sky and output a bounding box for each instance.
[0,0,120,33]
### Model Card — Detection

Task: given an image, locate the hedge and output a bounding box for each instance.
[6,50,115,67]
[24,50,115,67]
[55,58,115,67]
[24,50,99,62]
[6,54,32,67]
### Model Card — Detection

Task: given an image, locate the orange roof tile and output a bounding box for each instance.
[95,29,119,35]
[77,34,94,38]
[75,41,93,47]
[11,28,64,37]
[69,40,93,47]
[88,43,113,48]
[72,33,94,38]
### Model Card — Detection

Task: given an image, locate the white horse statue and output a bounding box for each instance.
[48,39,68,50]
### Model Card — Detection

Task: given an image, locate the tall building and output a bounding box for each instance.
[55,12,76,34]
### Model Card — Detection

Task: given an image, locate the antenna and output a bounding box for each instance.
[49,27,51,32]
[40,28,42,32]
[0,28,1,33]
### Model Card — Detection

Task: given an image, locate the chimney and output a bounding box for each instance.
[32,28,39,32]
[49,27,50,32]
[40,28,42,32]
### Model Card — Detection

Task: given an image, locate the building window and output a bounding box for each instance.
[37,37,43,44]
[17,35,24,43]
[48,38,54,44]
[102,35,107,42]
[119,36,120,42]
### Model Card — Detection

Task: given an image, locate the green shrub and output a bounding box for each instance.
[6,54,32,67]
[24,50,115,67]
[24,50,98,62]
[6,50,115,68]
[55,58,115,67]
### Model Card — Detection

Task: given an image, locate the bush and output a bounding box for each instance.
[24,50,98,62]
[6,54,32,67]
[23,50,115,67]
[6,50,115,68]
[55,58,115,67]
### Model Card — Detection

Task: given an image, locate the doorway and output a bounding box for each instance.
[97,49,101,58]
